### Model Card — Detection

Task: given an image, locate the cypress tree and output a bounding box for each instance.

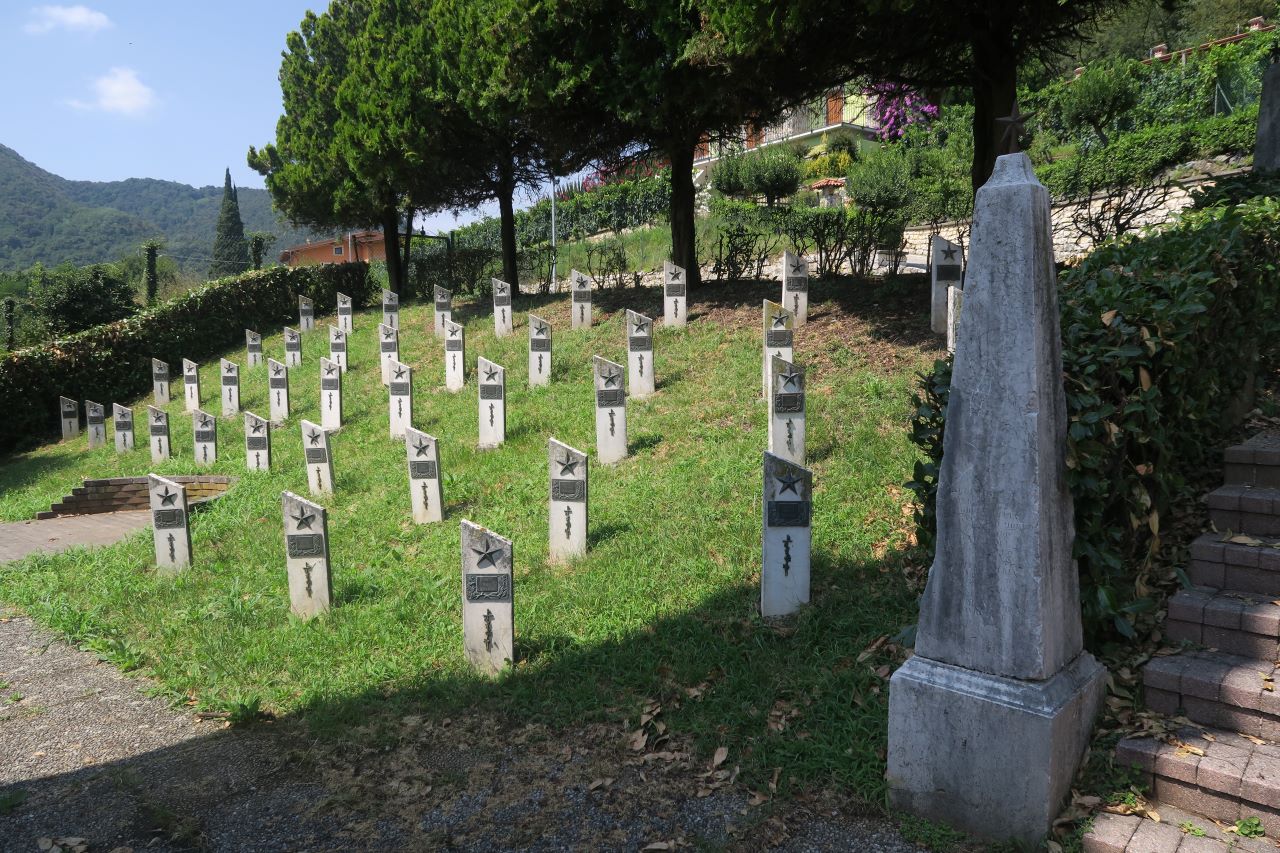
[143,241,160,304]
[209,168,250,278]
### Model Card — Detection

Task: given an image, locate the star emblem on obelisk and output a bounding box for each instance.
[323,363,337,376]
[153,410,165,424]
[941,245,957,261]
[333,330,344,341]
[472,538,503,569]
[393,365,407,380]
[412,439,430,457]
[495,283,507,295]
[602,368,621,388]
[777,472,803,495]
[250,420,265,434]
[199,414,212,428]
[534,322,548,337]
[779,367,801,389]
[224,364,236,375]
[669,267,682,281]
[448,326,459,338]
[382,328,395,340]
[483,365,499,382]
[790,259,805,275]
[576,276,587,289]
[308,429,322,446]
[158,486,178,506]
[771,313,788,329]
[557,454,579,476]
[273,363,284,376]
[632,317,648,334]
[288,331,298,342]
[186,364,196,375]
[995,101,1034,155]
[292,508,315,530]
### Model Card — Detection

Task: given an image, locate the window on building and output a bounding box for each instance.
[333,245,344,257]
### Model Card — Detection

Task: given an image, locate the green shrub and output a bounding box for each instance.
[741,147,804,205]
[710,151,748,198]
[907,194,1280,642]
[1060,61,1140,146]
[27,263,138,338]
[0,263,374,454]
[803,150,853,181]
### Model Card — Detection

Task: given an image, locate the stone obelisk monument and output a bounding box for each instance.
[887,152,1105,843]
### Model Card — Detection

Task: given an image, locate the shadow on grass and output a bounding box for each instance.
[0,451,81,500]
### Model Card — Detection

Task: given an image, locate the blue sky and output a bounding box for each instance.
[0,3,496,231]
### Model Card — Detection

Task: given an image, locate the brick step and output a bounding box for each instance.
[1114,726,1280,837]
[1189,532,1280,596]
[1145,650,1280,740]
[1225,432,1280,489]
[1084,801,1276,851]
[1209,485,1280,538]
[1166,588,1280,661]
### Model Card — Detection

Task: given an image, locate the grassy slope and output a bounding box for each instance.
[0,279,936,804]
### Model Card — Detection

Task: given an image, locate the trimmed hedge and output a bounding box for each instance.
[908,182,1280,642]
[0,263,374,454]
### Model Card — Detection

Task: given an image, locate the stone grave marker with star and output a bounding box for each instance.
[405,426,443,524]
[378,323,399,385]
[477,357,506,448]
[149,474,192,574]
[626,309,655,398]
[113,404,134,453]
[268,358,290,425]
[58,396,79,440]
[761,451,812,617]
[781,250,810,326]
[664,261,687,328]
[152,358,171,405]
[388,359,413,439]
[85,400,106,449]
[301,420,334,495]
[245,330,264,368]
[299,294,315,332]
[282,491,332,619]
[336,292,354,333]
[548,438,588,562]
[320,356,343,431]
[434,285,452,338]
[220,359,240,417]
[329,325,348,373]
[182,359,201,412]
[769,356,806,465]
[593,355,627,464]
[382,288,400,330]
[492,278,514,337]
[570,269,593,329]
[283,327,302,368]
[192,409,218,465]
[244,411,272,471]
[930,236,964,337]
[762,300,794,399]
[147,406,170,462]
[528,314,552,387]
[444,320,466,392]
[460,519,514,675]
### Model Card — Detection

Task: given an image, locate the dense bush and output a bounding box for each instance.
[26,263,138,338]
[907,188,1280,642]
[0,262,374,454]
[711,146,804,205]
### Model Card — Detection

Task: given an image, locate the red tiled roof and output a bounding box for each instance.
[810,177,846,190]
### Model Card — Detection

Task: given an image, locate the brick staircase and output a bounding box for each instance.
[1086,432,1280,851]
[36,475,234,519]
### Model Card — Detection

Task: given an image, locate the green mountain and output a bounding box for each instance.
[0,144,322,273]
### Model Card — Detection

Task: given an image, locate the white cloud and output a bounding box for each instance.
[69,68,156,117]
[24,5,112,34]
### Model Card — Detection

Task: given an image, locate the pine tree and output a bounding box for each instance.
[209,168,250,278]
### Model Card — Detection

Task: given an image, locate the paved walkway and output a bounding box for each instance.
[0,512,152,563]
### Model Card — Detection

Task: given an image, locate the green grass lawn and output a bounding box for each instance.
[0,278,938,807]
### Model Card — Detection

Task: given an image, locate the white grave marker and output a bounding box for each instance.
[152,358,170,404]
[59,396,79,440]
[761,452,812,617]
[664,261,687,328]
[388,360,413,439]
[282,491,332,619]
[245,330,264,368]
[593,355,627,464]
[320,357,343,431]
[477,357,506,448]
[382,288,399,329]
[930,236,963,336]
[149,474,191,573]
[460,519,514,675]
[299,294,315,332]
[336,292,354,333]
[762,300,794,399]
[444,320,466,392]
[528,314,552,387]
[147,406,170,462]
[268,358,290,425]
[492,278,514,337]
[182,359,201,412]
[329,325,348,373]
[193,409,217,465]
[548,438,588,562]
[405,426,444,524]
[570,269,592,328]
[245,411,271,471]
[378,323,399,384]
[626,309,655,399]
[781,250,809,326]
[434,286,452,338]
[301,420,334,496]
[85,400,106,448]
[113,404,134,453]
[220,359,240,417]
[768,357,806,465]
[283,327,302,368]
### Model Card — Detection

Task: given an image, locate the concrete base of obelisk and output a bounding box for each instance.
[886,651,1105,844]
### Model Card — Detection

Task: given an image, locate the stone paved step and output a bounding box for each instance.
[1189,532,1280,596]
[1115,726,1280,836]
[1145,650,1280,740]
[1225,432,1280,489]
[1209,485,1280,538]
[1084,805,1276,852]
[1166,587,1280,661]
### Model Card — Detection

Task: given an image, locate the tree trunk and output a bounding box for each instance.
[667,138,699,288]
[401,215,414,295]
[497,161,520,294]
[381,206,404,296]
[969,28,1018,192]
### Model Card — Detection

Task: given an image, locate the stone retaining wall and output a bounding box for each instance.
[38,475,234,520]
